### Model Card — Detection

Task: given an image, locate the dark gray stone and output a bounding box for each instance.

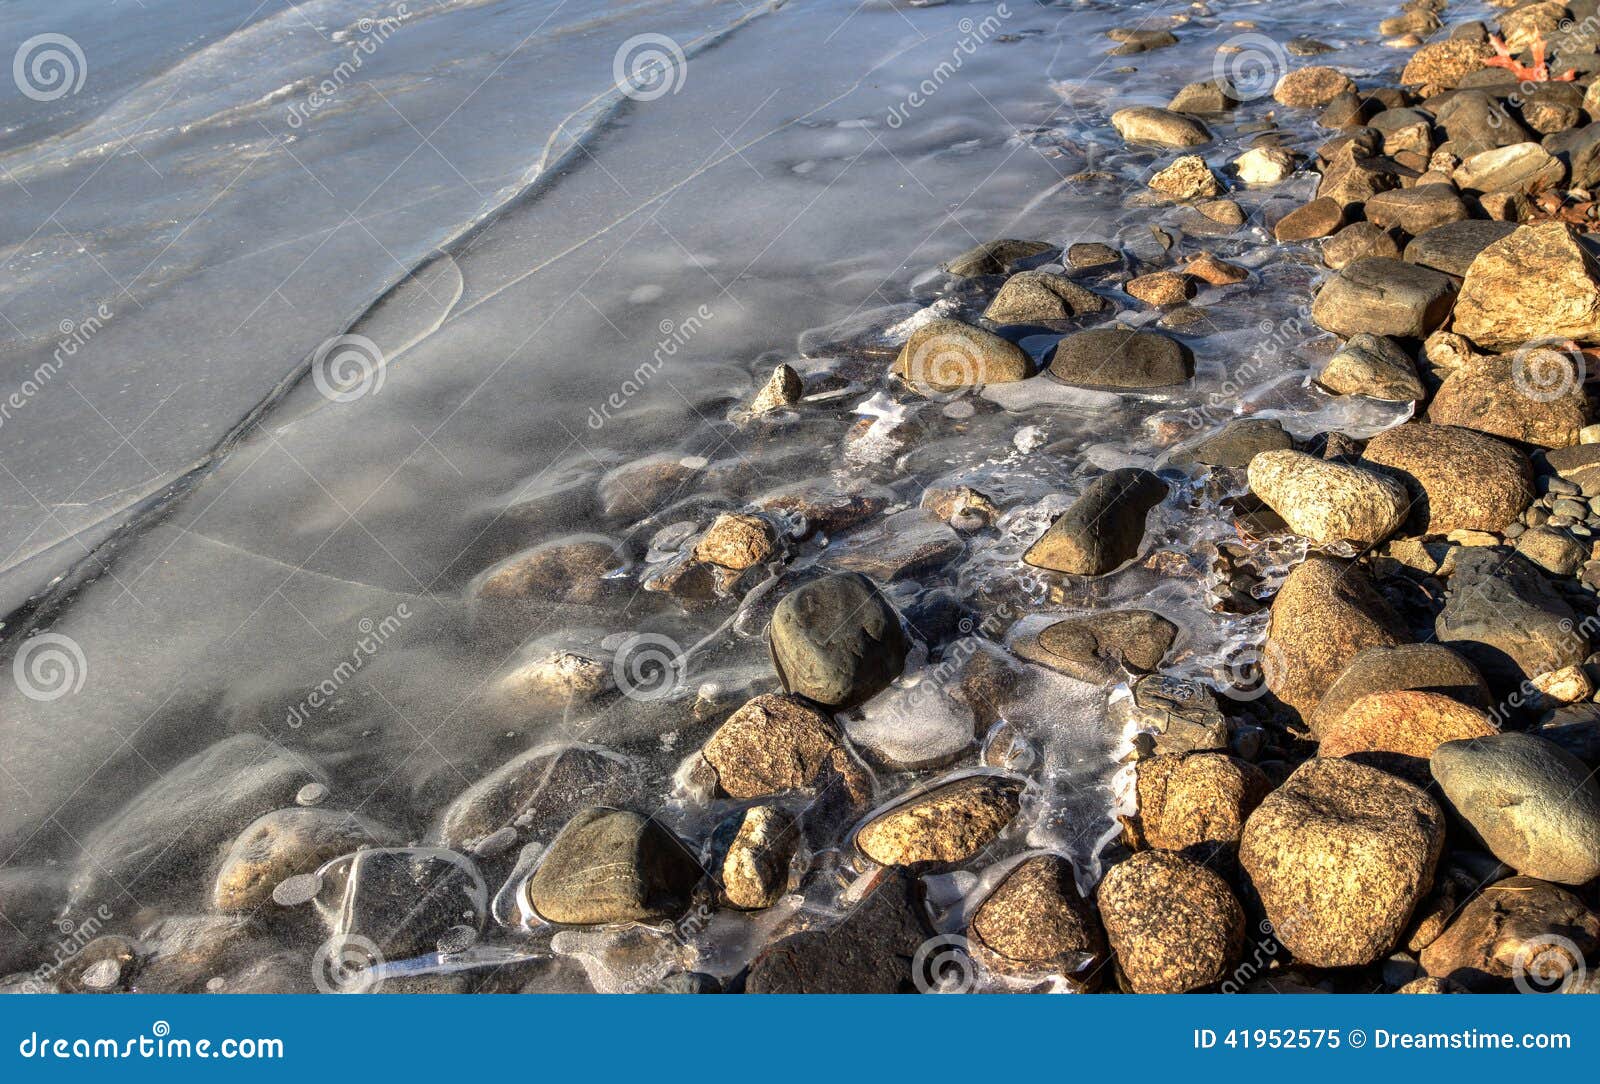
[1023,468,1169,575]
[1436,549,1589,688]
[743,867,933,993]
[1047,328,1193,389]
[769,572,910,708]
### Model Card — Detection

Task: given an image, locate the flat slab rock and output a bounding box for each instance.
[1311,257,1456,339]
[1401,219,1517,277]
[1047,327,1193,389]
[1011,608,1178,683]
[1436,548,1588,687]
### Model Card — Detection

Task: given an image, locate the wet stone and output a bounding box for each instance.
[982,270,1105,324]
[721,806,798,910]
[317,847,487,962]
[891,318,1032,393]
[743,867,932,993]
[1169,419,1292,468]
[1065,242,1121,270]
[769,572,909,709]
[1013,609,1178,683]
[70,734,326,906]
[700,693,870,804]
[943,238,1055,277]
[213,808,399,913]
[1047,328,1192,389]
[966,854,1106,985]
[1022,468,1168,576]
[435,743,638,852]
[525,808,702,925]
[1110,107,1211,148]
[854,774,1022,868]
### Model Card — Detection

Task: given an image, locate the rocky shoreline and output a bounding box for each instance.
[6,0,1600,995]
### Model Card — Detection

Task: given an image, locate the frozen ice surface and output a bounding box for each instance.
[0,0,1431,989]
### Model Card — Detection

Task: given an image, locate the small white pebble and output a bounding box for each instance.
[295,782,328,806]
